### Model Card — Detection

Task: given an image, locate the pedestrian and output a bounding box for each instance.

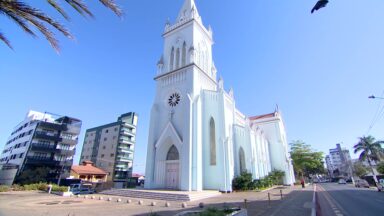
[300,178,305,188]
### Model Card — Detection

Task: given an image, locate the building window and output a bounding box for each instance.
[182,42,187,66]
[110,153,114,157]
[170,47,175,71]
[210,117,216,165]
[166,145,179,161]
[105,129,109,133]
[176,48,180,68]
[104,138,107,141]
[101,154,104,158]
[114,127,118,131]
[103,146,106,150]
[239,147,246,173]
[19,153,24,158]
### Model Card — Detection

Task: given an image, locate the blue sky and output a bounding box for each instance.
[1,0,384,174]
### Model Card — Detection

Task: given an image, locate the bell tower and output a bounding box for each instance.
[146,0,217,191]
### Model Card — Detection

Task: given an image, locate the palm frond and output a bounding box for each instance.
[65,0,93,17]
[99,0,123,17]
[1,10,36,37]
[47,0,70,20]
[0,31,12,49]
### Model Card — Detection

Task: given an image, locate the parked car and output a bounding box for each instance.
[69,183,94,195]
[355,179,370,188]
[377,179,384,192]
[338,179,347,184]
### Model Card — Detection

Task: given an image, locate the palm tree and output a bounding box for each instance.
[354,135,384,185]
[0,0,122,52]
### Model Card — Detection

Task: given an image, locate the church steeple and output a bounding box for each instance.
[176,0,200,23]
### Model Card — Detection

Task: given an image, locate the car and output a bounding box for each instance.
[338,179,346,184]
[69,183,94,195]
[377,179,384,192]
[355,179,370,188]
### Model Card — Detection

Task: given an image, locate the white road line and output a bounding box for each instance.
[311,184,316,216]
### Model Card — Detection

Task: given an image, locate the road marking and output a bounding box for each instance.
[311,184,316,216]
[317,184,344,216]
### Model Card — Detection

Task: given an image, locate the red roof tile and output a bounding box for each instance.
[71,161,107,175]
[249,112,276,121]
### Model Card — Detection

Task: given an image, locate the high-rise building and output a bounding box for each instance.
[0,111,82,185]
[326,143,352,178]
[80,112,138,188]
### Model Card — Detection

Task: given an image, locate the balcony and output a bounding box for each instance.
[60,137,77,145]
[26,156,59,165]
[122,123,136,129]
[38,121,67,131]
[116,155,133,162]
[117,146,134,153]
[119,138,134,145]
[34,131,62,142]
[30,143,57,152]
[120,130,135,137]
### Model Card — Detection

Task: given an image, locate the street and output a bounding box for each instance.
[316,183,384,216]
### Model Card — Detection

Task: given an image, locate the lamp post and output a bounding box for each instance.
[368,95,384,99]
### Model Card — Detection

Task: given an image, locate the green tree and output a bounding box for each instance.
[15,167,50,185]
[353,162,369,178]
[354,135,384,185]
[290,140,324,179]
[377,162,384,174]
[0,0,122,51]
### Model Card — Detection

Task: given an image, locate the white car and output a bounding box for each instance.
[338,179,347,184]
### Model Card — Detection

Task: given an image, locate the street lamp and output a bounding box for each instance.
[368,95,384,99]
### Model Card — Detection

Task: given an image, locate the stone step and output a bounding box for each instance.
[99,189,221,201]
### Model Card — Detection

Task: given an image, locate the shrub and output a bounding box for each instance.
[23,182,48,191]
[51,184,69,192]
[0,185,10,192]
[232,172,254,191]
[12,184,25,191]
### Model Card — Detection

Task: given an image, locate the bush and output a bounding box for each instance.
[51,184,68,192]
[0,185,10,192]
[12,184,24,191]
[232,170,286,191]
[23,182,48,191]
[232,172,254,191]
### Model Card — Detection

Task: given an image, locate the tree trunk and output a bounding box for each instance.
[367,158,378,186]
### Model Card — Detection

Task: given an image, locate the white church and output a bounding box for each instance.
[145,0,295,192]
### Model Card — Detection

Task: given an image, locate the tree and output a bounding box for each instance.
[377,162,384,174]
[354,135,384,185]
[290,140,324,179]
[15,167,50,185]
[353,162,369,178]
[0,0,122,51]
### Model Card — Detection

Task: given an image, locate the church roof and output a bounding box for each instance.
[176,0,200,22]
[249,112,276,121]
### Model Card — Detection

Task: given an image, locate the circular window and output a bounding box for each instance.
[168,93,181,107]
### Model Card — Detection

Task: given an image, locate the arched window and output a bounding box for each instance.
[166,145,179,160]
[239,147,246,173]
[210,117,216,165]
[170,47,174,71]
[182,42,187,66]
[176,48,180,69]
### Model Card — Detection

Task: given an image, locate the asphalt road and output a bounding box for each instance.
[316,183,384,216]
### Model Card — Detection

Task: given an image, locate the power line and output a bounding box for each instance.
[366,90,384,135]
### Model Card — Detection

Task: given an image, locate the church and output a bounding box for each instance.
[145,0,295,192]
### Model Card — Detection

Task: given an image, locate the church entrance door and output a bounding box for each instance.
[165,162,179,189]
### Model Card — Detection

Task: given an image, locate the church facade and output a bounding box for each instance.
[145,0,295,192]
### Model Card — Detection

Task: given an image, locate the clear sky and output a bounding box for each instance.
[1,0,384,174]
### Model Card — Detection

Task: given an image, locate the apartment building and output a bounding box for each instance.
[80,112,138,188]
[326,143,352,178]
[0,111,81,185]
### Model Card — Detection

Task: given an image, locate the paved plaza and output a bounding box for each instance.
[0,185,314,216]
